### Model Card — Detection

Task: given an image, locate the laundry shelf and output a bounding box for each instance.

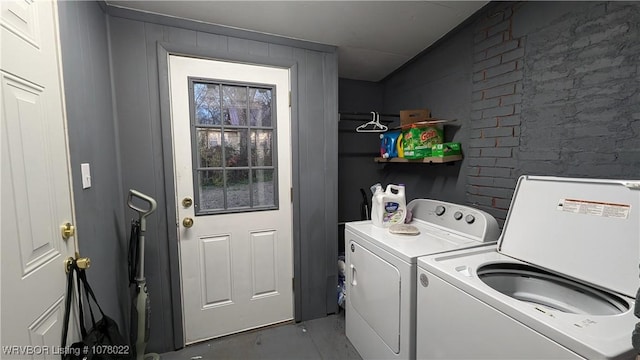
[374,155,463,163]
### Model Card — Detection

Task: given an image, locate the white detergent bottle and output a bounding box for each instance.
[370,183,385,227]
[381,184,407,227]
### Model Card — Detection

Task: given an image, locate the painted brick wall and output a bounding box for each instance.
[467,2,640,226]
[518,2,640,179]
[468,3,524,225]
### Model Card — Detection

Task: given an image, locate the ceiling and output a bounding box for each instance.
[106,1,488,82]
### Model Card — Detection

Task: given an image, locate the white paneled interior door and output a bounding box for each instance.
[169,55,293,344]
[1,0,77,355]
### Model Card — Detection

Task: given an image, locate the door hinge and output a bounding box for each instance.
[289,91,291,107]
[290,187,293,203]
[292,278,295,292]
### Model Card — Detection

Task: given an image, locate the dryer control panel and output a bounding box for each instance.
[408,199,500,243]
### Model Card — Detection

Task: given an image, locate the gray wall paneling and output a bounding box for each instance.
[58,0,129,335]
[108,12,338,352]
[106,5,335,54]
[336,80,386,257]
[109,16,166,347]
[337,80,385,225]
[323,52,339,314]
[155,42,183,352]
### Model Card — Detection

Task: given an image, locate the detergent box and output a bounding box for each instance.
[431,142,461,157]
[401,124,443,159]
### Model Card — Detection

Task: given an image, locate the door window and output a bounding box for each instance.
[190,79,278,215]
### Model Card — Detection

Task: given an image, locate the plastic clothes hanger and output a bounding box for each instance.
[356,112,388,133]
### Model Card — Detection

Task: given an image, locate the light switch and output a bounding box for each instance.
[81,163,91,189]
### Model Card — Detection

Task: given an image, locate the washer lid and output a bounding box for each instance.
[498,176,640,298]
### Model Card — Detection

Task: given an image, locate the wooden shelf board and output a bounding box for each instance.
[374,155,463,163]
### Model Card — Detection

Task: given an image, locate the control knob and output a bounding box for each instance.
[454,211,463,220]
[465,214,475,224]
[435,205,446,216]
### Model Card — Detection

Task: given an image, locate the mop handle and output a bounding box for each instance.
[127,189,157,232]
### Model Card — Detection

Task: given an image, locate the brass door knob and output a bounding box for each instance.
[64,256,91,273]
[183,217,194,228]
[76,257,91,270]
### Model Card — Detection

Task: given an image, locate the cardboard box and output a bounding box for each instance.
[401,124,443,159]
[400,109,431,126]
[431,142,461,157]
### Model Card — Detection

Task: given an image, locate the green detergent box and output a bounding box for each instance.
[401,125,443,159]
[431,142,461,157]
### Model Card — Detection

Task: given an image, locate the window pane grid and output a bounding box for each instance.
[195,167,275,171]
[189,78,277,215]
[195,124,273,130]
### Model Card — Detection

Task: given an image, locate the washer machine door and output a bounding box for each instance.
[349,241,401,353]
[477,263,630,315]
[498,176,640,298]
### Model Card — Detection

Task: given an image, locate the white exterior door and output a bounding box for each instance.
[169,55,293,344]
[1,0,77,356]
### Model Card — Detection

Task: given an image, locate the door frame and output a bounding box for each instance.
[156,43,301,349]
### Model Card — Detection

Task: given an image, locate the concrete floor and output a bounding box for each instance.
[160,312,361,360]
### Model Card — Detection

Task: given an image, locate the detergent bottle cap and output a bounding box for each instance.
[370,183,383,195]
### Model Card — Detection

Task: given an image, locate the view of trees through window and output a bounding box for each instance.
[191,80,277,213]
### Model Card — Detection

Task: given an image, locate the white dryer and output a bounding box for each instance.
[345,199,500,360]
[416,176,640,359]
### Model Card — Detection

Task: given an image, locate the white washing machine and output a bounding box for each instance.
[416,176,640,359]
[345,198,501,360]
